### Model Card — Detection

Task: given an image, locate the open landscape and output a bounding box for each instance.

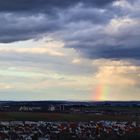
[0,112,138,121]
[0,101,139,139]
[0,101,139,121]
[0,0,140,139]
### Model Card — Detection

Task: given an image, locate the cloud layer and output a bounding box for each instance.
[0,0,139,100]
[0,0,139,60]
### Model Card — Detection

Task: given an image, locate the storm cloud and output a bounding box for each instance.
[0,0,115,12]
[0,0,139,60]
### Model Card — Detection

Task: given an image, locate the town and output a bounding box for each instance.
[0,120,139,140]
[0,101,140,115]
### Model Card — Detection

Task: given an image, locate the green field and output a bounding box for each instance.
[0,112,139,121]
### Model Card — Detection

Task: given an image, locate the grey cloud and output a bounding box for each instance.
[63,20,140,60]
[0,0,116,43]
[0,0,115,13]
[60,6,114,24]
[0,13,63,43]
[77,45,140,60]
[55,0,140,60]
[0,0,139,61]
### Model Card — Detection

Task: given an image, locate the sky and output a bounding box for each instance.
[0,0,139,101]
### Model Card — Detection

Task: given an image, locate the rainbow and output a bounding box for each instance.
[92,84,110,101]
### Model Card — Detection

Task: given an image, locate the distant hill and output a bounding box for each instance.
[0,100,140,107]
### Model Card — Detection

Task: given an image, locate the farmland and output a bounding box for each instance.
[0,112,139,122]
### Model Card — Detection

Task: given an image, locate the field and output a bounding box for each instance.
[0,112,139,121]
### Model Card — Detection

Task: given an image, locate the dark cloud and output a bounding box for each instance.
[0,0,115,13]
[0,13,63,43]
[77,45,140,60]
[99,47,140,60]
[0,0,116,43]
[56,0,140,60]
[0,0,139,61]
[60,6,114,24]
[64,26,140,60]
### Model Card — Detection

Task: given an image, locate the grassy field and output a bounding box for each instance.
[0,112,139,121]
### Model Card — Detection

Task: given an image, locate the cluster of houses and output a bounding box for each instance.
[0,103,140,116]
[0,105,65,112]
[0,121,139,140]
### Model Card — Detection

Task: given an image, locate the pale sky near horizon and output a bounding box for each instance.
[0,0,139,101]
